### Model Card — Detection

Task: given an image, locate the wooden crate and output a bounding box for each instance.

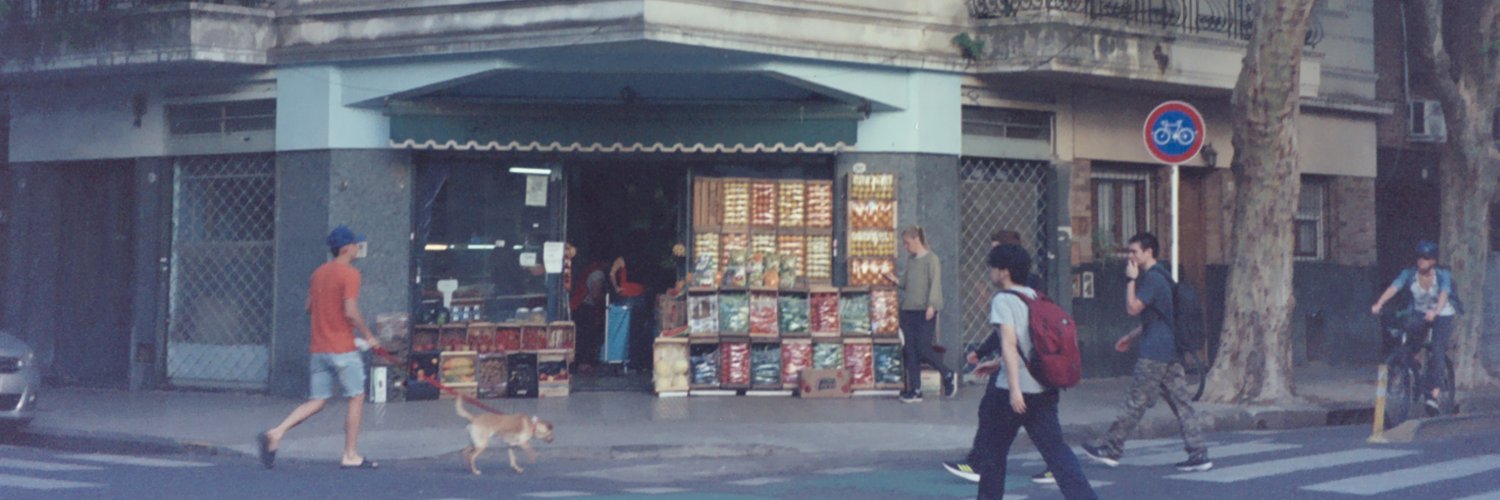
[693,177,724,230]
[720,339,753,390]
[653,337,691,394]
[805,234,834,284]
[476,353,508,399]
[847,173,897,201]
[777,180,806,229]
[809,286,841,337]
[873,337,905,390]
[546,322,577,350]
[749,180,779,229]
[781,338,813,390]
[844,337,875,390]
[439,351,478,386]
[721,178,751,229]
[805,180,835,231]
[870,287,901,337]
[690,337,722,390]
[750,340,783,390]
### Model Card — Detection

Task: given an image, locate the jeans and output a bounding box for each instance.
[901,310,952,393]
[975,389,1097,499]
[1426,315,1455,395]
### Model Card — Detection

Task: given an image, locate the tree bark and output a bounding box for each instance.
[1200,0,1317,404]
[1408,0,1500,391]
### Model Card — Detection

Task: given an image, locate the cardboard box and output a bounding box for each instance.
[798,369,852,398]
[539,383,570,398]
[920,369,942,395]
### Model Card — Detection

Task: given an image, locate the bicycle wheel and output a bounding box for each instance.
[1384,364,1415,429]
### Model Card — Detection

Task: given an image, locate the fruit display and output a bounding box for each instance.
[849,200,897,229]
[653,339,690,393]
[693,233,720,287]
[778,294,809,334]
[689,293,719,335]
[440,353,476,384]
[723,179,750,227]
[750,233,777,258]
[810,291,840,335]
[806,235,833,281]
[749,292,779,336]
[844,341,874,389]
[874,343,905,388]
[476,354,507,399]
[546,323,575,350]
[806,181,834,229]
[813,341,844,370]
[522,326,548,350]
[848,230,896,257]
[781,340,813,388]
[538,353,569,383]
[721,233,749,272]
[870,288,901,335]
[719,292,750,334]
[497,327,522,351]
[721,248,748,288]
[849,257,895,286]
[690,343,721,387]
[840,292,871,335]
[778,181,805,228]
[750,181,778,228]
[751,343,783,387]
[721,341,752,387]
[849,173,896,200]
[776,235,805,287]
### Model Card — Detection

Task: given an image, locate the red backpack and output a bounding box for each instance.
[1003,290,1082,389]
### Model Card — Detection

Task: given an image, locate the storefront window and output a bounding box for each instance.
[414,160,565,323]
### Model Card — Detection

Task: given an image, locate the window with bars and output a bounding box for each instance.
[167,100,275,136]
[962,106,1053,141]
[1296,178,1328,260]
[1092,167,1153,254]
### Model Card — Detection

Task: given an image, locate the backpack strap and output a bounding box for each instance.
[1143,266,1178,331]
[999,290,1034,363]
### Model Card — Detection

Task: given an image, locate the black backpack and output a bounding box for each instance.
[1150,267,1206,355]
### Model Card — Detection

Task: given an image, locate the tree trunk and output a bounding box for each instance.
[1200,0,1317,404]
[1408,0,1500,391]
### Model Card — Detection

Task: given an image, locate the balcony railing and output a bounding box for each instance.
[9,0,274,20]
[969,0,1322,47]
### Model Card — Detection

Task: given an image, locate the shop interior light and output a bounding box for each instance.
[424,244,449,251]
[467,244,497,250]
[508,167,552,176]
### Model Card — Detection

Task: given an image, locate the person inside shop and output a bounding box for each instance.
[570,256,612,373]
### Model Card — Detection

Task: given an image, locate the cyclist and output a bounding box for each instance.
[1370,240,1460,415]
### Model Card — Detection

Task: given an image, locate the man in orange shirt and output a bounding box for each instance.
[258,225,382,470]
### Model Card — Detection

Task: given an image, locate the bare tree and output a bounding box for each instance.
[1200,0,1319,404]
[1407,0,1500,390]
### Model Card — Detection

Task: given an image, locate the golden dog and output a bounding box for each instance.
[455,398,555,475]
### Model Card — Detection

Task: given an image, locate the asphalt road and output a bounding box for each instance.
[3,423,1500,499]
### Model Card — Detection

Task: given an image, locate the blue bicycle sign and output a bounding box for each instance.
[1143,101,1205,164]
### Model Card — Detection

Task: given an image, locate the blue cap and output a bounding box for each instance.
[1416,240,1438,259]
[327,225,366,251]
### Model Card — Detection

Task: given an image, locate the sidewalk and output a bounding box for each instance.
[14,363,1490,464]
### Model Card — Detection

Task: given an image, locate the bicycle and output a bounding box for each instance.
[1379,310,1456,429]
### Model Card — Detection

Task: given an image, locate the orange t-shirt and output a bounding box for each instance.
[309,261,361,354]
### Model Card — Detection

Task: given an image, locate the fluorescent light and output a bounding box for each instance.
[467,244,496,250]
[424,244,448,251]
[509,167,552,175]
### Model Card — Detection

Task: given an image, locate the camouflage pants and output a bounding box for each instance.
[1095,358,1207,457]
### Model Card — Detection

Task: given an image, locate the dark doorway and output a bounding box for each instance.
[566,162,689,391]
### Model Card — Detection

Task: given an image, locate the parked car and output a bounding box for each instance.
[0,331,39,427]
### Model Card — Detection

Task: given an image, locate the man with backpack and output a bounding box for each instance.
[971,244,1096,499]
[1082,232,1212,472]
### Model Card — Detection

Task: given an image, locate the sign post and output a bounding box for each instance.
[1143,101,1206,281]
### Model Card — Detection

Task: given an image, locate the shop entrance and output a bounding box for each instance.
[566,161,690,391]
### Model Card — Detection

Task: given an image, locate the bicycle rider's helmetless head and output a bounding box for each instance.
[1416,240,1438,271]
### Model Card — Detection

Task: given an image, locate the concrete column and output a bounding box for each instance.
[129,158,173,391]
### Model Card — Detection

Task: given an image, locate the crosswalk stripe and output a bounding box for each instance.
[521,492,592,498]
[0,472,102,490]
[1130,442,1300,467]
[1302,455,1500,496]
[1014,438,1195,461]
[1456,491,1500,500]
[729,477,789,486]
[1167,449,1415,483]
[622,487,691,494]
[59,454,212,468]
[816,466,876,475]
[0,458,105,472]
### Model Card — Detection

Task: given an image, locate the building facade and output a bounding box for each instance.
[2,0,1386,396]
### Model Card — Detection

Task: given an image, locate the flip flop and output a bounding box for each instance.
[340,458,379,470]
[256,433,276,470]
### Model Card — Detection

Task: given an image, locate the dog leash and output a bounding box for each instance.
[371,346,509,415]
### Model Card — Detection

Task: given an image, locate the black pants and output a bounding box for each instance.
[901,310,951,393]
[966,380,999,464]
[976,389,1097,499]
[573,304,604,366]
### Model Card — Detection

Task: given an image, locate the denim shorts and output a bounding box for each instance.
[309,351,366,400]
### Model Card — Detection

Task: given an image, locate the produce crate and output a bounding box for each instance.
[689,337,722,390]
[849,257,895,287]
[497,325,524,352]
[688,291,720,337]
[847,229,897,258]
[653,337,691,395]
[521,324,548,350]
[506,352,538,398]
[749,290,779,337]
[412,326,440,353]
[692,232,721,288]
[805,180,834,232]
[777,234,806,290]
[840,289,872,336]
[809,287,841,337]
[780,338,813,390]
[777,291,810,337]
[805,234,834,284]
[538,383,570,398]
[870,287,902,337]
[721,178,751,229]
[693,177,724,230]
[720,233,750,288]
[844,338,875,390]
[440,351,478,386]
[408,350,442,384]
[468,326,499,354]
[749,180,778,229]
[777,180,805,229]
[812,339,844,370]
[476,353,508,399]
[720,338,752,390]
[848,173,897,201]
[438,384,479,400]
[718,291,750,335]
[848,200,898,230]
[751,340,783,390]
[873,337,905,390]
[537,349,570,397]
[657,294,687,336]
[439,325,468,351]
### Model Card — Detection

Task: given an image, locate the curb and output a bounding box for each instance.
[1376,412,1500,444]
[11,426,237,458]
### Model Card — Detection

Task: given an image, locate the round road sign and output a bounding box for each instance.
[1143,101,1205,164]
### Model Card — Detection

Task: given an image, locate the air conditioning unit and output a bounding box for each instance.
[1408,100,1446,142]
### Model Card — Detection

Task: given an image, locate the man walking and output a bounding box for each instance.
[258,225,382,470]
[1082,232,1211,472]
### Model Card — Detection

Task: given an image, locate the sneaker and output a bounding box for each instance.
[1175,454,1214,472]
[1081,443,1121,467]
[941,461,980,483]
[943,373,959,398]
[1031,470,1056,485]
[900,391,923,404]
